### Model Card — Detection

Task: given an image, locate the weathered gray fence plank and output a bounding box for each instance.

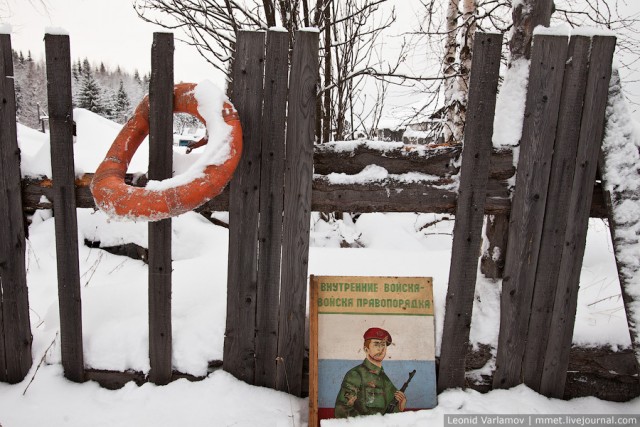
[540,35,617,398]
[276,29,318,396]
[0,33,32,383]
[44,33,84,383]
[224,31,266,384]
[493,34,569,389]
[148,32,174,386]
[0,34,10,383]
[522,35,591,391]
[437,32,503,391]
[255,30,289,389]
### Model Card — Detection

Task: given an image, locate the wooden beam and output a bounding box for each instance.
[255,29,288,389]
[522,35,592,391]
[540,35,617,398]
[147,32,174,386]
[224,31,266,384]
[0,33,32,383]
[21,170,611,217]
[493,34,569,390]
[276,29,318,396]
[44,33,84,383]
[438,32,502,391]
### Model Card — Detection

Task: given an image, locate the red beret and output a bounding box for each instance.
[363,327,392,344]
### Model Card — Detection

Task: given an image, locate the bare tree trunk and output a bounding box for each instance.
[451,0,476,144]
[442,0,459,144]
[510,0,554,61]
[263,0,276,27]
[302,0,310,26]
[322,0,332,142]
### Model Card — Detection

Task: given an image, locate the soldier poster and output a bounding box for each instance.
[309,275,437,426]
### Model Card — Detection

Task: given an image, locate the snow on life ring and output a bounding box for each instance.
[90,82,242,221]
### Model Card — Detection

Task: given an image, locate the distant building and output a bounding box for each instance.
[375,126,405,142]
[402,120,444,145]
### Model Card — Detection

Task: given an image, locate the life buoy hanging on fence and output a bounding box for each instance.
[90,82,242,221]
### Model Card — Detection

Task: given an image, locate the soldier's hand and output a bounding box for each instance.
[394,391,407,411]
[346,394,357,406]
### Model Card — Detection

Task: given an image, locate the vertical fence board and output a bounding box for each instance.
[0,34,32,383]
[437,32,502,391]
[522,36,591,391]
[148,32,174,385]
[44,34,84,383]
[493,35,569,389]
[276,30,318,396]
[224,31,266,384]
[540,36,617,398]
[255,30,289,389]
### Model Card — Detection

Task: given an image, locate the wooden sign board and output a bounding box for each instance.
[309,275,437,426]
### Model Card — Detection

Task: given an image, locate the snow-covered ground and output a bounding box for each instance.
[0,95,638,426]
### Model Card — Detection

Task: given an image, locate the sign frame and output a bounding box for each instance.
[309,275,438,426]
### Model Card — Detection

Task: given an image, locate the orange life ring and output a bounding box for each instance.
[90,82,242,221]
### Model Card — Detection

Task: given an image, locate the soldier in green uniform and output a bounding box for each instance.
[334,327,407,418]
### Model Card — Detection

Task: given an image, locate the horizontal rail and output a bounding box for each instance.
[22,173,608,217]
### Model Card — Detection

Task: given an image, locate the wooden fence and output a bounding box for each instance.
[223,29,318,396]
[0,30,638,402]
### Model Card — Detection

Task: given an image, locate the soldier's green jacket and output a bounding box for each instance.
[334,358,400,418]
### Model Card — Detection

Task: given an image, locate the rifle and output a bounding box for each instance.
[384,369,416,414]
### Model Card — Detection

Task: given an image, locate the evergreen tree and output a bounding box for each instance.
[142,73,150,93]
[13,52,145,128]
[82,58,91,78]
[113,80,131,123]
[100,86,116,119]
[77,71,106,114]
[15,55,47,128]
[72,59,81,82]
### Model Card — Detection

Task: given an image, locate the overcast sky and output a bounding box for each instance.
[2,0,639,123]
[4,0,224,84]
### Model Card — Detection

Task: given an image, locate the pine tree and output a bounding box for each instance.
[100,86,116,119]
[76,70,106,114]
[15,55,47,128]
[113,80,131,123]
[14,52,145,128]
[82,58,91,75]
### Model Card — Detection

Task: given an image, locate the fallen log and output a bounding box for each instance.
[22,173,608,216]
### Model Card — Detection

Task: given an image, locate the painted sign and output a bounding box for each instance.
[309,275,437,426]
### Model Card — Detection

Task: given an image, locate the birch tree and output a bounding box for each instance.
[417,0,638,148]
[441,0,460,144]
